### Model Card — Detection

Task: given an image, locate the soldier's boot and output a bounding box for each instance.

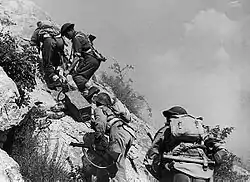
[47,75,62,90]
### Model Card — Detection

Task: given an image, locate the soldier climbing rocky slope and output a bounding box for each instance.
[0,0,156,181]
[0,0,249,181]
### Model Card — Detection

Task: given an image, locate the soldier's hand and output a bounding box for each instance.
[165,161,175,171]
[214,148,228,165]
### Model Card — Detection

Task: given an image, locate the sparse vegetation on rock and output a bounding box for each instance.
[205,125,250,181]
[0,31,40,106]
[11,107,70,182]
[0,0,249,181]
[99,61,152,119]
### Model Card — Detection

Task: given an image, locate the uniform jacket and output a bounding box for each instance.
[72,31,93,58]
[145,122,227,180]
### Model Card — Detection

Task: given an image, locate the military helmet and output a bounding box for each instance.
[60,23,74,36]
[162,106,187,117]
[93,92,112,106]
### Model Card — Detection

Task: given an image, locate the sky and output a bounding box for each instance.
[30,0,250,159]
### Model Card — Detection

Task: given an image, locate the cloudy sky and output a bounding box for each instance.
[31,0,250,159]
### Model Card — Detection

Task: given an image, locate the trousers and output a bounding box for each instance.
[72,55,100,92]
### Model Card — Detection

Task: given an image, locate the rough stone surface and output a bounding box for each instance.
[0,149,24,182]
[26,79,157,181]
[0,67,23,131]
[0,0,158,181]
[0,0,52,39]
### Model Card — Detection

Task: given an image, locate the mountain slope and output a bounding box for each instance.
[0,0,157,181]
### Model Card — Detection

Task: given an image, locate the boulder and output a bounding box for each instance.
[0,149,24,182]
[0,67,23,131]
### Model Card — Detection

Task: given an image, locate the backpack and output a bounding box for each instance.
[30,22,61,47]
[169,114,205,143]
[37,24,61,41]
[75,32,107,62]
[98,99,135,139]
[110,98,132,123]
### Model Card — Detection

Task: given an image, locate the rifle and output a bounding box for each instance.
[163,153,215,165]
[69,142,91,148]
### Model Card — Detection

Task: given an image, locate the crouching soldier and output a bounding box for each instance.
[144,106,228,182]
[60,23,102,98]
[91,92,135,182]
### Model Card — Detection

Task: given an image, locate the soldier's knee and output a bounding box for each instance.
[91,58,101,68]
[73,75,87,86]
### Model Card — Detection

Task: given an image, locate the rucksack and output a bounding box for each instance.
[75,32,107,62]
[110,98,132,123]
[169,114,205,143]
[98,99,135,139]
[37,24,61,41]
[30,22,61,47]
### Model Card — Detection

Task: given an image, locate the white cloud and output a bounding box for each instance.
[185,9,238,38]
[146,8,243,129]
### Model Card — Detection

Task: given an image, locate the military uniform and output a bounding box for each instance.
[71,31,101,92]
[92,105,134,182]
[42,37,64,82]
[144,106,227,182]
[30,26,65,89]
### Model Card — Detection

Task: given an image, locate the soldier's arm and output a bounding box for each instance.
[93,107,107,134]
[204,136,228,165]
[64,34,91,75]
[146,126,169,160]
[64,56,80,75]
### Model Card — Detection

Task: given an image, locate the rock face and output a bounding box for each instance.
[0,149,24,182]
[26,79,157,181]
[0,66,156,181]
[0,67,24,150]
[29,86,94,171]
[0,0,158,181]
[0,67,22,132]
[0,0,51,38]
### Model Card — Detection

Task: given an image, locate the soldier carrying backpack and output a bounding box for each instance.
[144,106,228,182]
[60,23,106,99]
[90,92,135,182]
[30,21,67,90]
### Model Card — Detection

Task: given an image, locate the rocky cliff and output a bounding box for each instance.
[0,0,157,181]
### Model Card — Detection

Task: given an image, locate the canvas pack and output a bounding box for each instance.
[170,114,205,143]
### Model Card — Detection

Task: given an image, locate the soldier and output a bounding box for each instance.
[91,92,135,182]
[144,106,228,182]
[60,23,102,97]
[30,21,66,90]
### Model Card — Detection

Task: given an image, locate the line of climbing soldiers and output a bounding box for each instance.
[30,21,135,181]
[30,21,229,182]
[30,21,104,99]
